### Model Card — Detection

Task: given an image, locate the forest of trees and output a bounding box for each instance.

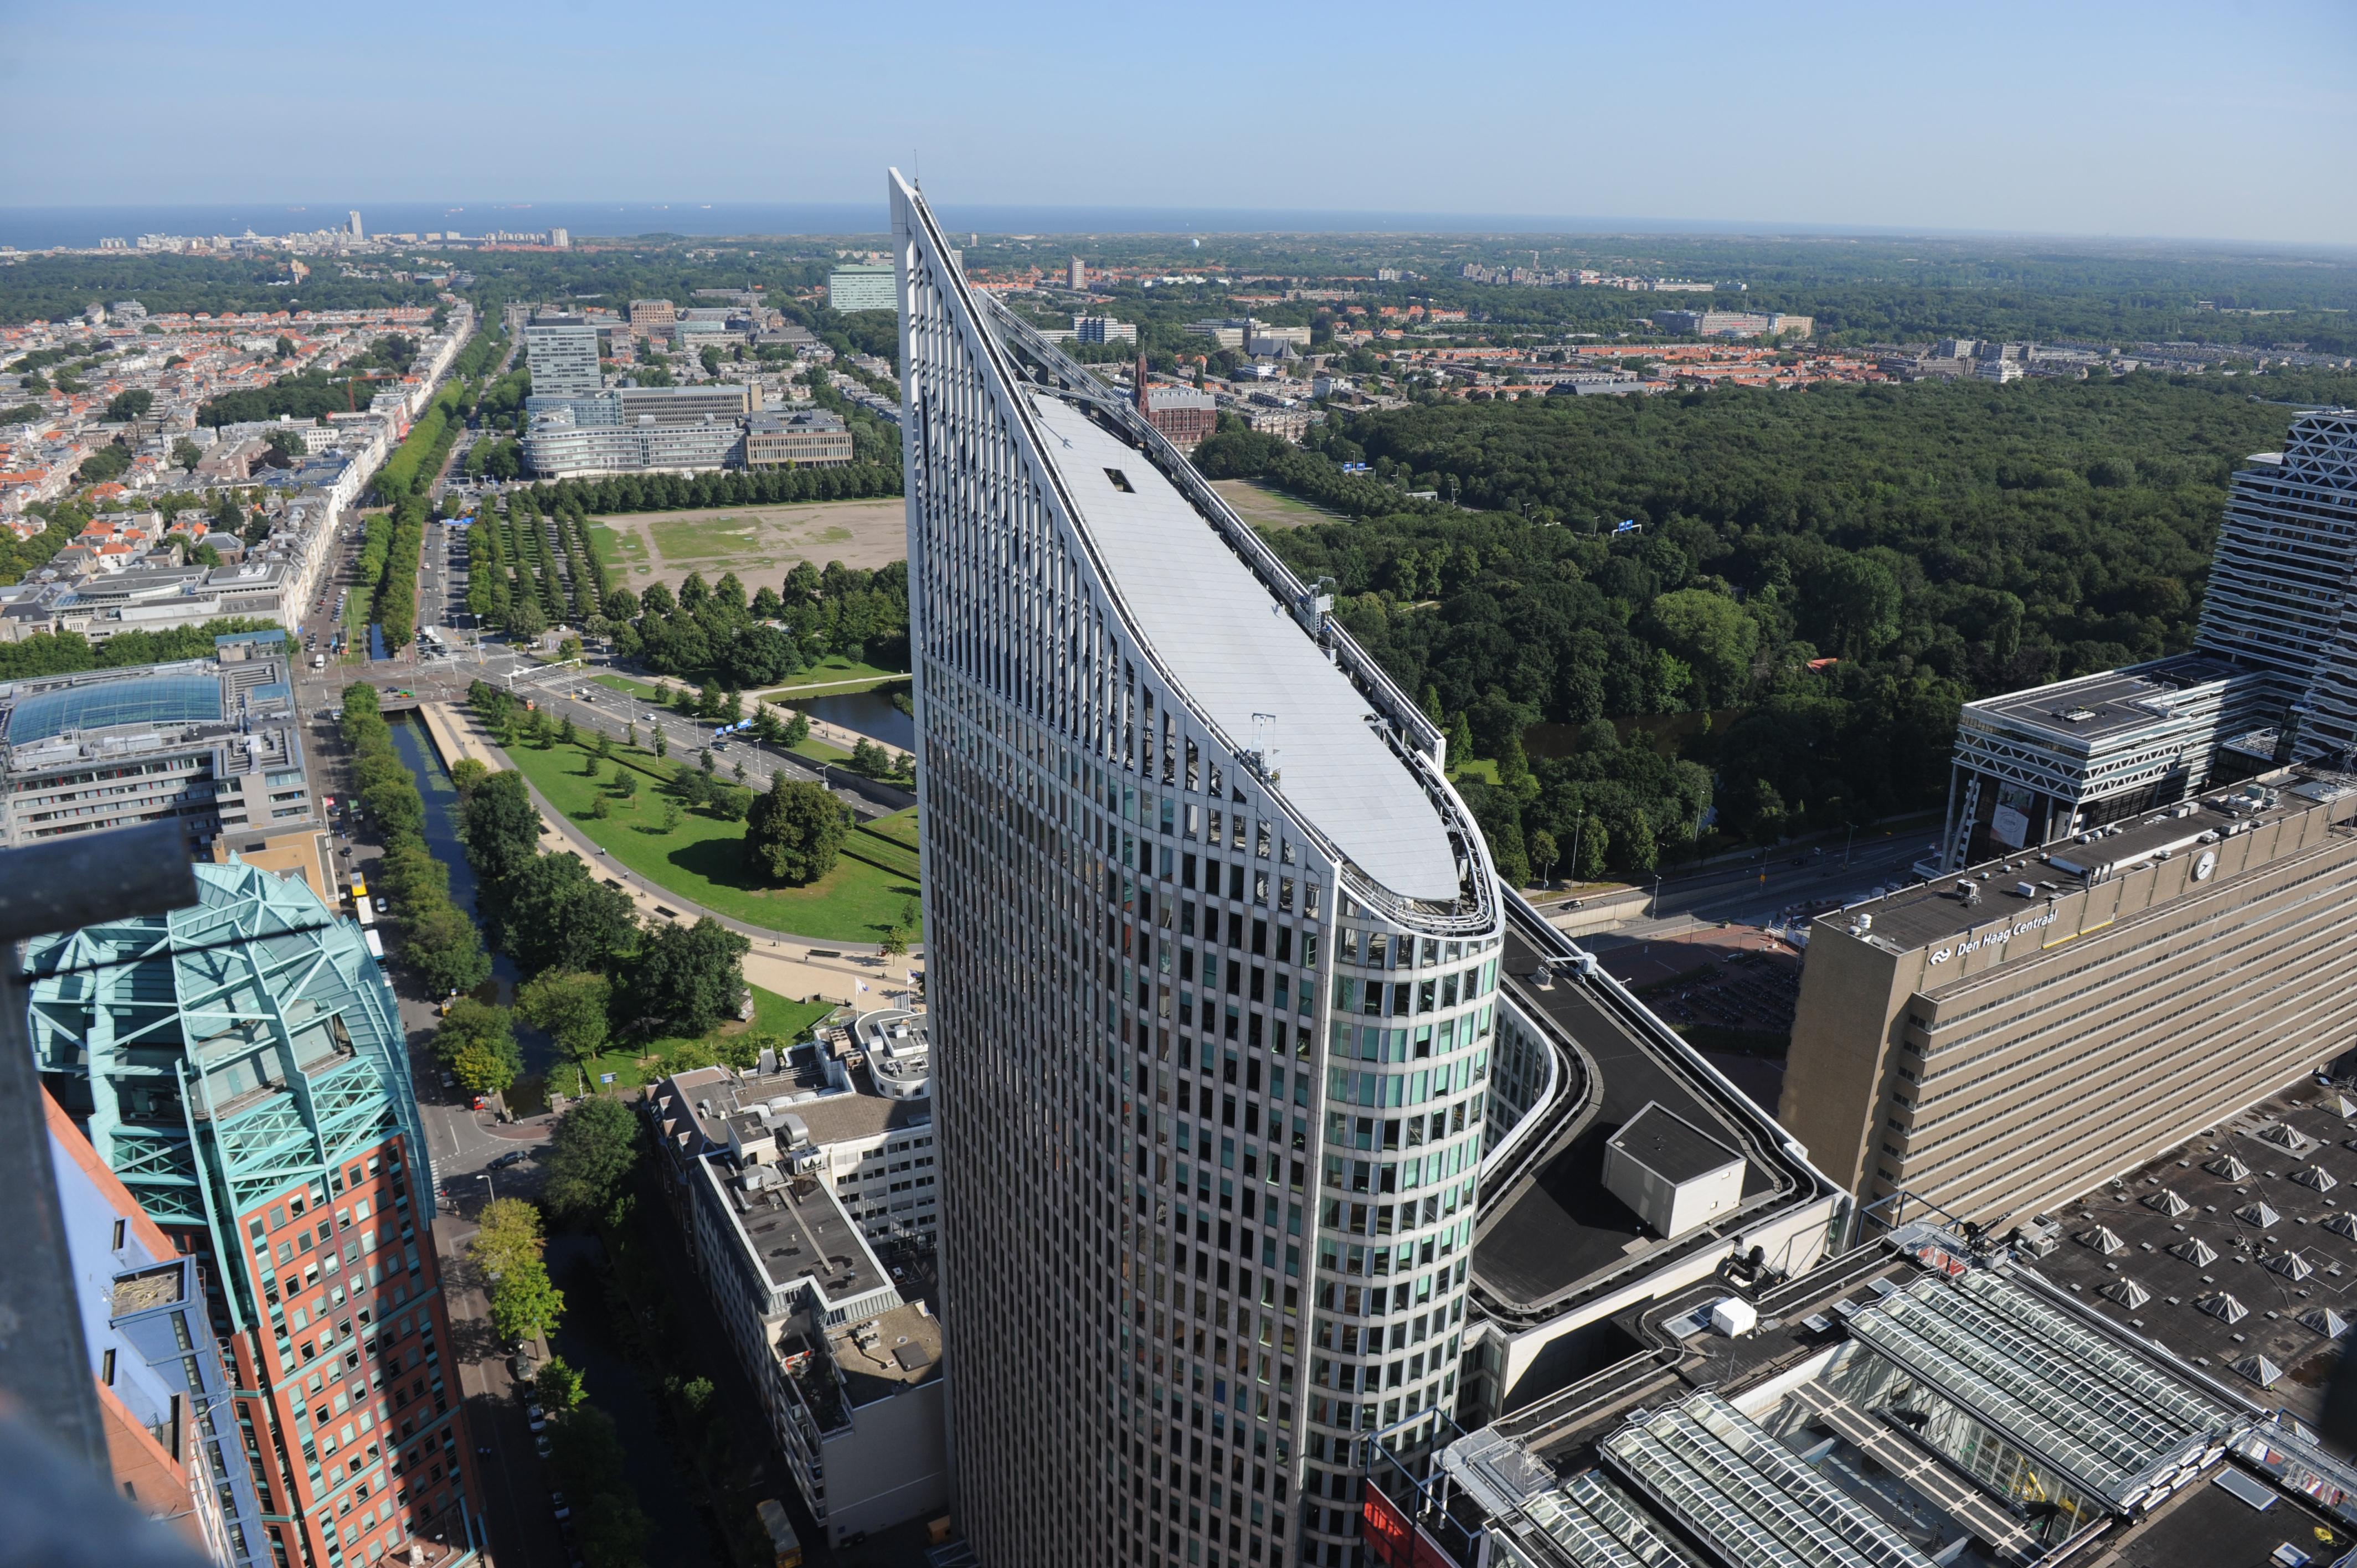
[1202,368,2357,883]
[609,559,909,687]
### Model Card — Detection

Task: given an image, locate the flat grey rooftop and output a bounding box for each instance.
[2025,1081,2357,1428]
[1027,392,1460,901]
[731,1167,881,1299]
[1966,653,2245,746]
[1844,772,2349,954]
[1474,928,1777,1316]
[1609,1102,1741,1184]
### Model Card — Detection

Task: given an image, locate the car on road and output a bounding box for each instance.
[439,1069,456,1090]
[373,896,388,914]
[534,1433,553,1459]
[526,1404,547,1432]
[549,1492,571,1521]
[508,1353,537,1381]
[487,1149,527,1170]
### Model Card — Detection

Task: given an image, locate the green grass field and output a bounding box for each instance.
[339,585,374,664]
[760,656,910,695]
[560,984,840,1094]
[498,732,923,942]
[646,513,769,559]
[585,521,647,568]
[593,672,665,702]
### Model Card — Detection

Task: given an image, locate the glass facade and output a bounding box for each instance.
[892,171,1500,1568]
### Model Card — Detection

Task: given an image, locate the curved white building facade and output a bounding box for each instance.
[893,171,1504,1568]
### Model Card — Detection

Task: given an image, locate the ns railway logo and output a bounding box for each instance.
[1927,909,2059,965]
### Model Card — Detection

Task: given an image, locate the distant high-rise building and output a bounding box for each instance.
[347,210,362,239]
[1937,408,2357,869]
[548,227,569,250]
[1069,255,1088,291]
[524,311,601,397]
[31,860,480,1568]
[893,168,1504,1568]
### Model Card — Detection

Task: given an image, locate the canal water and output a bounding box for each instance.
[384,716,559,1081]
[803,682,914,751]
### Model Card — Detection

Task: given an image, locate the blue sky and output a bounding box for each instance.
[5,0,2353,245]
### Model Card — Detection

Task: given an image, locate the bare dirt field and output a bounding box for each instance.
[588,497,906,597]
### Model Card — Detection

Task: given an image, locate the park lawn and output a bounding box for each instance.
[499,732,923,942]
[1448,757,1502,786]
[762,654,909,694]
[568,984,840,1093]
[585,520,646,568]
[1211,477,1342,530]
[339,585,374,665]
[861,807,920,853]
[594,672,666,702]
[646,513,769,559]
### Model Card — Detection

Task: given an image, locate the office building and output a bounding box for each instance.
[897,167,1515,1568]
[522,405,742,478]
[1071,256,1089,291]
[1978,356,2024,382]
[745,410,854,468]
[526,382,758,429]
[50,1087,266,1566]
[29,859,480,1568]
[548,227,569,249]
[523,312,601,398]
[646,1012,946,1545]
[1938,409,2357,868]
[346,211,362,240]
[1649,310,1806,339]
[0,633,316,850]
[828,265,897,313]
[1782,765,2357,1228]
[1077,316,1139,344]
[2217,408,2357,760]
[628,298,676,329]
[1429,1220,2338,1568]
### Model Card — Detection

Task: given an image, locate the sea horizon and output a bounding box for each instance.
[4,200,2341,255]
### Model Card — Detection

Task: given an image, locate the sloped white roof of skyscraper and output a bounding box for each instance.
[1026,393,1463,901]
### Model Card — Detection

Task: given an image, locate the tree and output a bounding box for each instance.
[493,852,639,974]
[879,926,908,958]
[783,709,811,748]
[589,792,610,819]
[462,770,541,886]
[1447,710,1475,767]
[744,776,845,885]
[1530,828,1560,886]
[653,730,667,760]
[488,1256,564,1345]
[105,389,155,423]
[558,715,577,746]
[625,721,639,749]
[630,916,750,1036]
[658,799,682,833]
[535,1356,588,1412]
[1576,821,1610,883]
[850,737,892,777]
[434,999,521,1096]
[264,426,307,460]
[469,1198,545,1283]
[170,435,201,472]
[449,756,491,797]
[517,969,613,1065]
[1646,588,1759,707]
[506,597,547,641]
[543,1096,641,1220]
[405,901,493,998]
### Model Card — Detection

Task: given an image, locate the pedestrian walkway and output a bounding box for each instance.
[414,701,922,1009]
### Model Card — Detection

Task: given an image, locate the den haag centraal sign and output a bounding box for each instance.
[1925,907,2061,966]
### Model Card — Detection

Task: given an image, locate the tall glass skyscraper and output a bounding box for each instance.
[892,171,1505,1568]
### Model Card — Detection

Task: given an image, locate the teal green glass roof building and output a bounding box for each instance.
[27,858,429,1327]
